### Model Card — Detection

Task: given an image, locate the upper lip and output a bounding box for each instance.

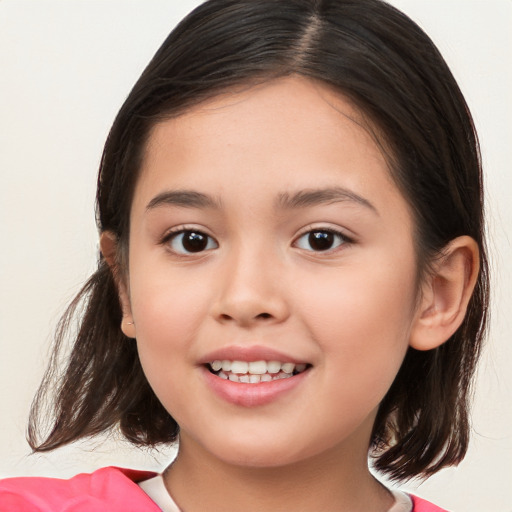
[199,345,309,365]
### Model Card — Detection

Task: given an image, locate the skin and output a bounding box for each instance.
[102,76,479,511]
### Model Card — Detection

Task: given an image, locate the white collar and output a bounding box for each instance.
[139,474,413,512]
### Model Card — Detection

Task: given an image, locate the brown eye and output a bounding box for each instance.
[295,230,346,252]
[168,230,218,254]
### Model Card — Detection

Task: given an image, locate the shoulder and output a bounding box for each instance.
[411,494,450,512]
[0,466,161,512]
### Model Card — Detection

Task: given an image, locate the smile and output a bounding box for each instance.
[208,360,308,384]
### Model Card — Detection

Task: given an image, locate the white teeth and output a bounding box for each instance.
[281,362,295,374]
[211,360,222,371]
[266,360,281,374]
[209,359,309,383]
[230,360,249,374]
[248,360,267,374]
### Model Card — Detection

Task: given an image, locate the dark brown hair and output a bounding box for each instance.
[28,0,489,481]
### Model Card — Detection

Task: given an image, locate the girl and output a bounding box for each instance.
[0,0,490,510]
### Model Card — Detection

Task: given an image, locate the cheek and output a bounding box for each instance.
[300,258,416,333]
[130,262,210,337]
[127,269,211,390]
[298,256,417,398]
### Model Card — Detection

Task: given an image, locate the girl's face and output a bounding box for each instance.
[124,76,421,468]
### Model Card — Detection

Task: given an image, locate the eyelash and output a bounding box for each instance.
[293,227,353,253]
[160,226,218,255]
[160,226,353,256]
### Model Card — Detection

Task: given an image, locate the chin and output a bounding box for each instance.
[200,432,328,470]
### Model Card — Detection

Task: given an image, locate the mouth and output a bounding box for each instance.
[206,359,310,384]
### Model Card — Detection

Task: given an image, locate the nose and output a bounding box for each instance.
[211,247,290,327]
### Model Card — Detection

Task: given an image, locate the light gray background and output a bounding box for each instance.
[1,1,511,510]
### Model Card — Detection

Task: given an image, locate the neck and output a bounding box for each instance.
[163,434,393,512]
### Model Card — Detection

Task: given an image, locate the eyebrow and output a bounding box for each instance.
[145,186,377,215]
[276,187,378,214]
[146,190,222,211]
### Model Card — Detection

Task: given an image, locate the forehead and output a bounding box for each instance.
[145,77,381,156]
[134,76,405,218]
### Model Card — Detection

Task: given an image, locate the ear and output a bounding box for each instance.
[100,231,136,339]
[409,236,479,351]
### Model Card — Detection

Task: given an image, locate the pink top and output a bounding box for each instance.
[0,466,448,511]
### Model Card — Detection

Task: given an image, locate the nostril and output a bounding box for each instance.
[217,311,274,325]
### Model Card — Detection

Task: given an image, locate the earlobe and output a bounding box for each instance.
[409,236,479,351]
[99,231,136,339]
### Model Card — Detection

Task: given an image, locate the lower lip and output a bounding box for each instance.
[202,367,309,407]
